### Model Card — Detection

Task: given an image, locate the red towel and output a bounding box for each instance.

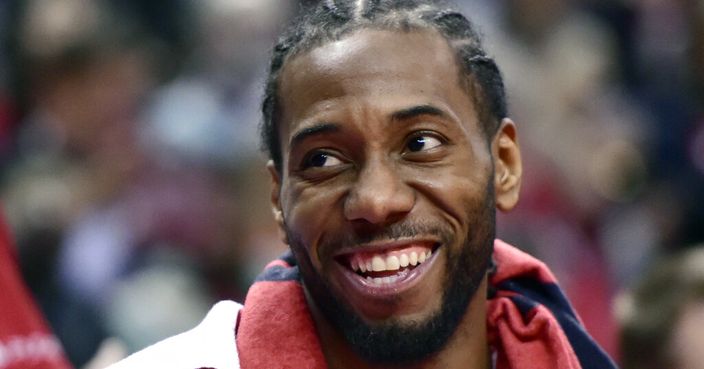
[237,239,617,369]
[488,240,580,369]
[0,213,73,369]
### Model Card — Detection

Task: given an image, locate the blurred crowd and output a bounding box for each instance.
[0,0,701,367]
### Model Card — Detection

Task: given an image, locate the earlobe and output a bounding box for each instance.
[267,160,289,245]
[492,119,522,212]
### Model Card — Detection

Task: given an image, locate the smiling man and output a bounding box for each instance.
[109,1,617,369]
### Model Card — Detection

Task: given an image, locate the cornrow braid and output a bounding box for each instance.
[261,0,507,172]
[323,0,349,20]
[362,0,382,18]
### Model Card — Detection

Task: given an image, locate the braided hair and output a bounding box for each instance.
[262,0,507,172]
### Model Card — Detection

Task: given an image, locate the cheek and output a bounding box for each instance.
[282,182,344,266]
[445,150,494,215]
[409,164,491,227]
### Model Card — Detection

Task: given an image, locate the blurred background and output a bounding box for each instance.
[0,0,701,367]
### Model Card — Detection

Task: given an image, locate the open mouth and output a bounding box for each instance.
[337,243,439,286]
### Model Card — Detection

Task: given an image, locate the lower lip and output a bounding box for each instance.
[333,247,441,299]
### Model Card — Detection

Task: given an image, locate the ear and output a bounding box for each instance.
[492,118,522,212]
[267,160,289,245]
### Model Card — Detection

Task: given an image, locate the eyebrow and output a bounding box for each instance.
[288,105,449,148]
[391,104,450,121]
[289,122,340,148]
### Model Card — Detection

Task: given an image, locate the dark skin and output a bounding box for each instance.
[268,29,522,369]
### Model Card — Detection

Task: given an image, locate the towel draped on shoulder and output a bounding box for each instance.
[237,239,618,369]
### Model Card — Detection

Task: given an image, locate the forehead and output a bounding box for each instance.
[278,28,478,133]
[284,27,461,86]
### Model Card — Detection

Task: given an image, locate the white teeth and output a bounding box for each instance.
[410,252,418,266]
[353,248,434,274]
[371,256,385,272]
[399,253,409,267]
[386,255,400,271]
[367,275,400,285]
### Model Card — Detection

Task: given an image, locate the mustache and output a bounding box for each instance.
[322,222,455,250]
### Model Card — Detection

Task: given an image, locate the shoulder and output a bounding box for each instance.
[107,300,243,369]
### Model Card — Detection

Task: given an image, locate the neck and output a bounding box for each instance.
[305,278,490,369]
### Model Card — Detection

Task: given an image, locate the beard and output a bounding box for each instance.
[285,181,496,365]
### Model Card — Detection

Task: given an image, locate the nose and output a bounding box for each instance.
[343,157,415,225]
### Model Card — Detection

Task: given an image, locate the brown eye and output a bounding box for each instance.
[406,134,443,152]
[303,151,343,168]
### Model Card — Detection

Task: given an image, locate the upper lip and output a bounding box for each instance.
[333,236,442,258]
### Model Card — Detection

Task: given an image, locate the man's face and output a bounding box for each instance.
[270,29,514,363]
